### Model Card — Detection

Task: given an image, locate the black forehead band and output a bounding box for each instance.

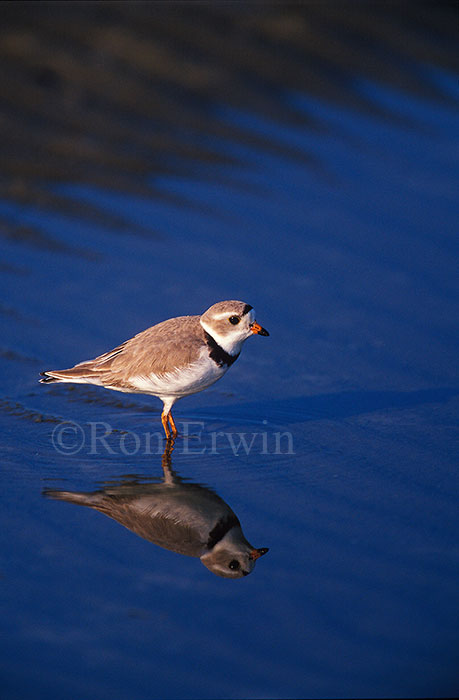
[242,304,253,316]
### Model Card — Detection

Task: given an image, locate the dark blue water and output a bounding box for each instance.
[1,48,458,700]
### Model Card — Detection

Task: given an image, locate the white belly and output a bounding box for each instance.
[128,351,227,399]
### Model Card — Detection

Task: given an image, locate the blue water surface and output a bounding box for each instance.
[0,67,458,699]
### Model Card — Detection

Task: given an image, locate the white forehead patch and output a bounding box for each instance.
[211,309,256,321]
[211,312,233,320]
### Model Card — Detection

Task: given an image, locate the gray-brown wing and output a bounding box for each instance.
[95,501,206,557]
[44,488,207,557]
[41,315,206,387]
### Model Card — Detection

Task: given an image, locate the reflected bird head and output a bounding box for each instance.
[200,525,269,579]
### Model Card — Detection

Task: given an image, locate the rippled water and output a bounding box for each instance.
[1,5,458,699]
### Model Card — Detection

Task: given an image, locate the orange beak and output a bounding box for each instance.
[249,547,269,560]
[251,322,269,336]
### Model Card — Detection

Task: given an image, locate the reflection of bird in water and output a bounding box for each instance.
[44,445,268,578]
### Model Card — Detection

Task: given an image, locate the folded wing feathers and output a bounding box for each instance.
[40,315,205,388]
[40,341,128,382]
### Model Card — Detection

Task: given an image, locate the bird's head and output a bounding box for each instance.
[200,300,269,356]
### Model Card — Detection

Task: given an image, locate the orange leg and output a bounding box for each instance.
[161,410,178,440]
[168,411,178,438]
[161,410,171,439]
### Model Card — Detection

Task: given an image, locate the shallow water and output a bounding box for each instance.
[1,5,458,699]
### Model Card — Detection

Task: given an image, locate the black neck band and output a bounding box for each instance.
[207,514,240,549]
[204,331,239,367]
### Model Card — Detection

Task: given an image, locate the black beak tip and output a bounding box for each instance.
[258,547,269,556]
[259,328,269,337]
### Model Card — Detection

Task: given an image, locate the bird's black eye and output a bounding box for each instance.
[228,559,240,570]
[229,316,240,325]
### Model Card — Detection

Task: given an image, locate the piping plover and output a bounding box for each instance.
[44,447,268,578]
[40,300,269,438]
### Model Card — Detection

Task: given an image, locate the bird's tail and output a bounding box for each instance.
[43,489,100,507]
[40,343,127,384]
[39,364,99,384]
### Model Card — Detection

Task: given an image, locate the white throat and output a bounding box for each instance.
[200,319,246,356]
[207,525,250,555]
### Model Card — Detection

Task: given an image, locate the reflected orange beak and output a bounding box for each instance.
[251,322,269,336]
[249,547,269,560]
